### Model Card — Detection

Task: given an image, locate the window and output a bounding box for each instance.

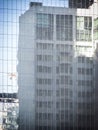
[48,102,52,108]
[37,66,52,73]
[76,16,92,41]
[43,113,47,120]
[61,113,64,119]
[37,101,53,108]
[48,90,52,96]
[78,80,93,87]
[36,14,54,40]
[60,88,69,96]
[78,56,93,64]
[56,67,59,73]
[56,114,59,120]
[61,99,64,107]
[37,43,53,50]
[60,63,69,73]
[60,76,70,85]
[56,79,59,85]
[78,91,93,98]
[78,68,84,74]
[37,90,52,96]
[38,113,42,120]
[37,78,52,85]
[78,56,85,63]
[86,57,93,64]
[37,55,42,61]
[78,103,85,109]
[56,90,59,96]
[56,44,73,52]
[70,80,73,85]
[84,17,92,30]
[36,101,42,108]
[36,113,53,120]
[78,68,92,75]
[94,18,98,40]
[69,114,73,122]
[61,88,65,96]
[48,113,53,120]
[56,102,59,108]
[70,102,73,108]
[56,15,73,41]
[37,66,42,72]
[37,90,43,96]
[70,67,73,74]
[37,55,53,62]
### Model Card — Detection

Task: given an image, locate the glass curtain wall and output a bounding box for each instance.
[0,0,98,130]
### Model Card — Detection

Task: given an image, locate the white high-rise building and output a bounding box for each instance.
[17,1,98,130]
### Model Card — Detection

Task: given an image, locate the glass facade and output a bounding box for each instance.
[94,17,98,40]
[76,16,92,41]
[1,0,98,130]
[36,14,54,40]
[56,15,73,41]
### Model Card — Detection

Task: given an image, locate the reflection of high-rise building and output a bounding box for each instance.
[18,1,98,130]
[69,0,94,8]
[0,93,19,130]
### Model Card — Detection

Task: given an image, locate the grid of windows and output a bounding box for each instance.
[59,63,70,73]
[36,113,53,120]
[76,16,92,41]
[78,80,93,87]
[78,68,93,75]
[78,91,93,98]
[36,101,53,108]
[37,43,53,50]
[36,89,52,96]
[56,44,73,51]
[36,14,54,40]
[78,56,93,64]
[37,78,52,85]
[60,76,72,85]
[37,55,53,62]
[60,88,73,97]
[37,66,52,73]
[56,15,73,41]
[57,55,73,63]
